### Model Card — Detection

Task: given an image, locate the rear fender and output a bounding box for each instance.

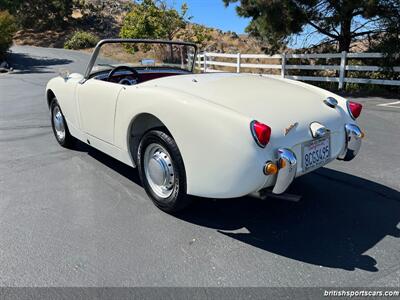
[114,86,269,198]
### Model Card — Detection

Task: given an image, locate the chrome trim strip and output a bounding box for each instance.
[346,100,356,120]
[250,120,266,148]
[272,148,297,194]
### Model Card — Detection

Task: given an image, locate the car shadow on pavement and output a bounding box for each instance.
[76,140,400,272]
[74,139,142,185]
[177,168,400,273]
[7,52,72,74]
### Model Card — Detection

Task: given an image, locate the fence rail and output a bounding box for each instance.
[195,51,400,89]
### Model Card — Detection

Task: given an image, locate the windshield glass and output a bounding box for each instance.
[88,40,197,76]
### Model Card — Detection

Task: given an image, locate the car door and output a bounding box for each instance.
[76,79,123,144]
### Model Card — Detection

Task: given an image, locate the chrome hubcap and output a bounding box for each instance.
[144,143,175,199]
[53,106,65,142]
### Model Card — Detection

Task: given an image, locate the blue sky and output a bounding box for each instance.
[163,0,333,49]
[165,0,250,34]
[164,0,314,48]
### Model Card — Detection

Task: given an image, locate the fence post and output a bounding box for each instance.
[281,53,287,78]
[237,53,241,73]
[197,53,201,70]
[339,51,347,90]
[203,52,208,73]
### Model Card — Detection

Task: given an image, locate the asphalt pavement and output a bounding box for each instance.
[0,46,399,287]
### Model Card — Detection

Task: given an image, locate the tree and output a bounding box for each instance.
[223,0,400,53]
[159,1,189,40]
[372,0,400,67]
[0,10,16,59]
[0,0,21,15]
[0,0,78,29]
[120,0,188,41]
[120,0,213,52]
[176,24,212,48]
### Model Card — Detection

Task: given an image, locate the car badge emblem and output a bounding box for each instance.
[284,122,298,136]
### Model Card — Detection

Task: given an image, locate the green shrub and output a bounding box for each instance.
[0,11,17,59]
[64,31,99,50]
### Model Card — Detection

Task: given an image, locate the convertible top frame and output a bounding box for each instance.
[83,39,198,80]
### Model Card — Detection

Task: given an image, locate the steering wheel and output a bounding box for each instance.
[107,65,139,82]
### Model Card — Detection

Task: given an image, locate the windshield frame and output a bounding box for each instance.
[83,39,198,80]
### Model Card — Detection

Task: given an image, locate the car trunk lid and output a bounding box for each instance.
[151,73,344,141]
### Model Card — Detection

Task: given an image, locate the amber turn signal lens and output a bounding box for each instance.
[278,158,286,169]
[264,162,278,175]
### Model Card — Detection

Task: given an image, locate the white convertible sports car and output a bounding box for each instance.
[46,39,364,212]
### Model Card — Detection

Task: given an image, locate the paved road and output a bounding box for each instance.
[0,46,399,287]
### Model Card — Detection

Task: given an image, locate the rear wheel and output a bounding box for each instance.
[137,130,192,213]
[50,99,73,148]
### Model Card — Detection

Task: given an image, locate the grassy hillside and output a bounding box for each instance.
[13,0,263,53]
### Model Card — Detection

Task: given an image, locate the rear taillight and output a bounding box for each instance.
[250,120,271,148]
[347,101,363,119]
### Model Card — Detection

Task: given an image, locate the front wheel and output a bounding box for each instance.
[50,99,73,148]
[137,130,192,213]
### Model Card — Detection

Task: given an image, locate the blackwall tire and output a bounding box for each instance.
[137,130,192,213]
[50,98,73,148]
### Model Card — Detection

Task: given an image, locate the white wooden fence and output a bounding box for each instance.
[195,51,400,89]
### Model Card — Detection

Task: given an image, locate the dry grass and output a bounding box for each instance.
[12,0,266,56]
[13,29,72,48]
[203,29,263,54]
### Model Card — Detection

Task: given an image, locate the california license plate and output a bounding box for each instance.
[302,136,331,171]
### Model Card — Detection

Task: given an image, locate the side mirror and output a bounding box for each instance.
[59,68,70,80]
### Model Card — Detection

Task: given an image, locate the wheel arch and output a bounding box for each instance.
[127,112,173,164]
[46,89,56,108]
[116,87,264,198]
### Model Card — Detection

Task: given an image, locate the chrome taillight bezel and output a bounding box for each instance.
[250,120,271,148]
[346,101,356,120]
